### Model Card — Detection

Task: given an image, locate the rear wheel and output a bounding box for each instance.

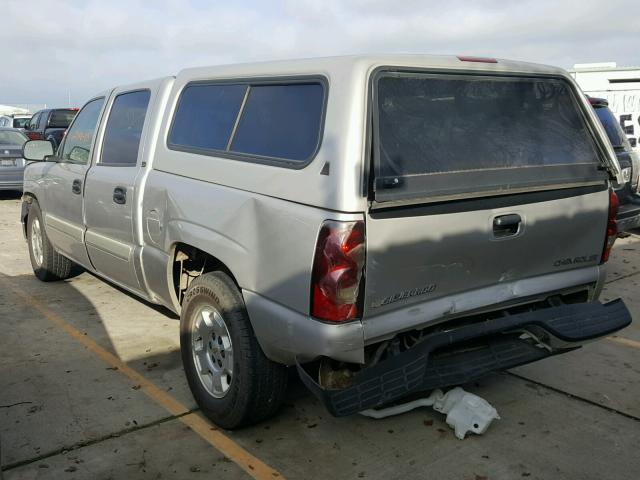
[27,201,73,281]
[180,271,288,429]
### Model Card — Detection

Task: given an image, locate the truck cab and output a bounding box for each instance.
[24,108,79,150]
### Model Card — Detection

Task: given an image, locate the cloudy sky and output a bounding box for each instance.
[2,0,639,107]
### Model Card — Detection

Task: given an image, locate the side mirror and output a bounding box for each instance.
[23,140,54,162]
[68,146,89,164]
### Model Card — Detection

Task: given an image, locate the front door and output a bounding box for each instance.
[84,89,152,292]
[42,98,106,268]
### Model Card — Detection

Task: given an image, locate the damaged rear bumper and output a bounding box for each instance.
[297,300,631,417]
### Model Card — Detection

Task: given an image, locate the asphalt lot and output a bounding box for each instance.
[0,190,639,480]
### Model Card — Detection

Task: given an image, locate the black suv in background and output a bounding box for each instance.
[24,108,78,150]
[589,97,640,232]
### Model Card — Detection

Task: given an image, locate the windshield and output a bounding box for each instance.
[13,117,30,129]
[0,130,28,145]
[48,110,77,128]
[374,72,605,202]
[594,105,631,150]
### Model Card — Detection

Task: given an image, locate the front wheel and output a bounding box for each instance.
[180,271,288,429]
[27,201,73,281]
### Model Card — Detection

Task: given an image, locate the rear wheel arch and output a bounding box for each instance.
[170,242,242,310]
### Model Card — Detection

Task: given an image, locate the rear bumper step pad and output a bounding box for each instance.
[297,300,631,417]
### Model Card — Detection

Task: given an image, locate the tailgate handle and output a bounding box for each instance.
[493,214,521,237]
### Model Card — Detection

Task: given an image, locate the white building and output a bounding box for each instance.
[570,62,640,150]
[0,104,30,116]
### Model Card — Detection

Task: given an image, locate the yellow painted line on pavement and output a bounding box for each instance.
[607,335,640,350]
[2,278,284,480]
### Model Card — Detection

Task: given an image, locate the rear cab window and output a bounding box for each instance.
[168,79,326,167]
[101,90,151,166]
[372,71,607,203]
[48,109,77,128]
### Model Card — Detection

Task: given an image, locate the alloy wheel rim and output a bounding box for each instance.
[191,305,233,398]
[31,218,44,267]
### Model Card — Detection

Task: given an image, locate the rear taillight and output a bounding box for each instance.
[311,220,365,322]
[27,132,43,140]
[601,190,619,263]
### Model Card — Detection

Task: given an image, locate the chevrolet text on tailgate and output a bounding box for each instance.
[20,55,632,428]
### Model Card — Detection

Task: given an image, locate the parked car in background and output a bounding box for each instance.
[589,97,640,232]
[572,63,640,151]
[0,114,32,130]
[0,128,28,191]
[20,55,632,428]
[24,108,78,149]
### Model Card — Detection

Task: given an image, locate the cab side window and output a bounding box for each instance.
[37,112,47,130]
[60,98,105,164]
[28,113,41,130]
[100,90,151,166]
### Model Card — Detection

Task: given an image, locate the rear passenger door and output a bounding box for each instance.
[84,89,151,293]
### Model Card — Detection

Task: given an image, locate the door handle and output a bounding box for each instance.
[71,179,82,195]
[493,213,521,238]
[113,186,127,205]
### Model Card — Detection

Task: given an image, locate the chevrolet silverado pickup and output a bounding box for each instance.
[20,55,632,428]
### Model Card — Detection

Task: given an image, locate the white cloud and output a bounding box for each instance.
[2,0,639,107]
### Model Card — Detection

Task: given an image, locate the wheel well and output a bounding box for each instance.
[21,193,37,238]
[171,243,238,305]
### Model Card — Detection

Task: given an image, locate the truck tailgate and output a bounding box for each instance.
[364,186,608,318]
[363,70,614,324]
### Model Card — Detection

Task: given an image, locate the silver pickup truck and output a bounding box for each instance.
[21,55,632,428]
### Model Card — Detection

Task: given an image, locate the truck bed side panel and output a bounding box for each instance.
[140,169,362,314]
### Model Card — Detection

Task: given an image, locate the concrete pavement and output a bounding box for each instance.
[1,191,639,480]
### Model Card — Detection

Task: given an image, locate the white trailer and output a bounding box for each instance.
[570,62,640,151]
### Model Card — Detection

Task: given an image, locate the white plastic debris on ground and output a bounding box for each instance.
[360,387,500,439]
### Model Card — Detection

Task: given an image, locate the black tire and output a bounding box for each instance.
[27,201,73,281]
[180,271,288,429]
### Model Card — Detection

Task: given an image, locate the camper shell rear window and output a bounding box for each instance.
[372,71,607,203]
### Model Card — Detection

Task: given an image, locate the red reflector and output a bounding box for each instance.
[457,56,498,64]
[601,190,619,263]
[311,220,365,322]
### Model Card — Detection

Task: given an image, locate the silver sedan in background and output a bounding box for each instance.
[0,128,29,191]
